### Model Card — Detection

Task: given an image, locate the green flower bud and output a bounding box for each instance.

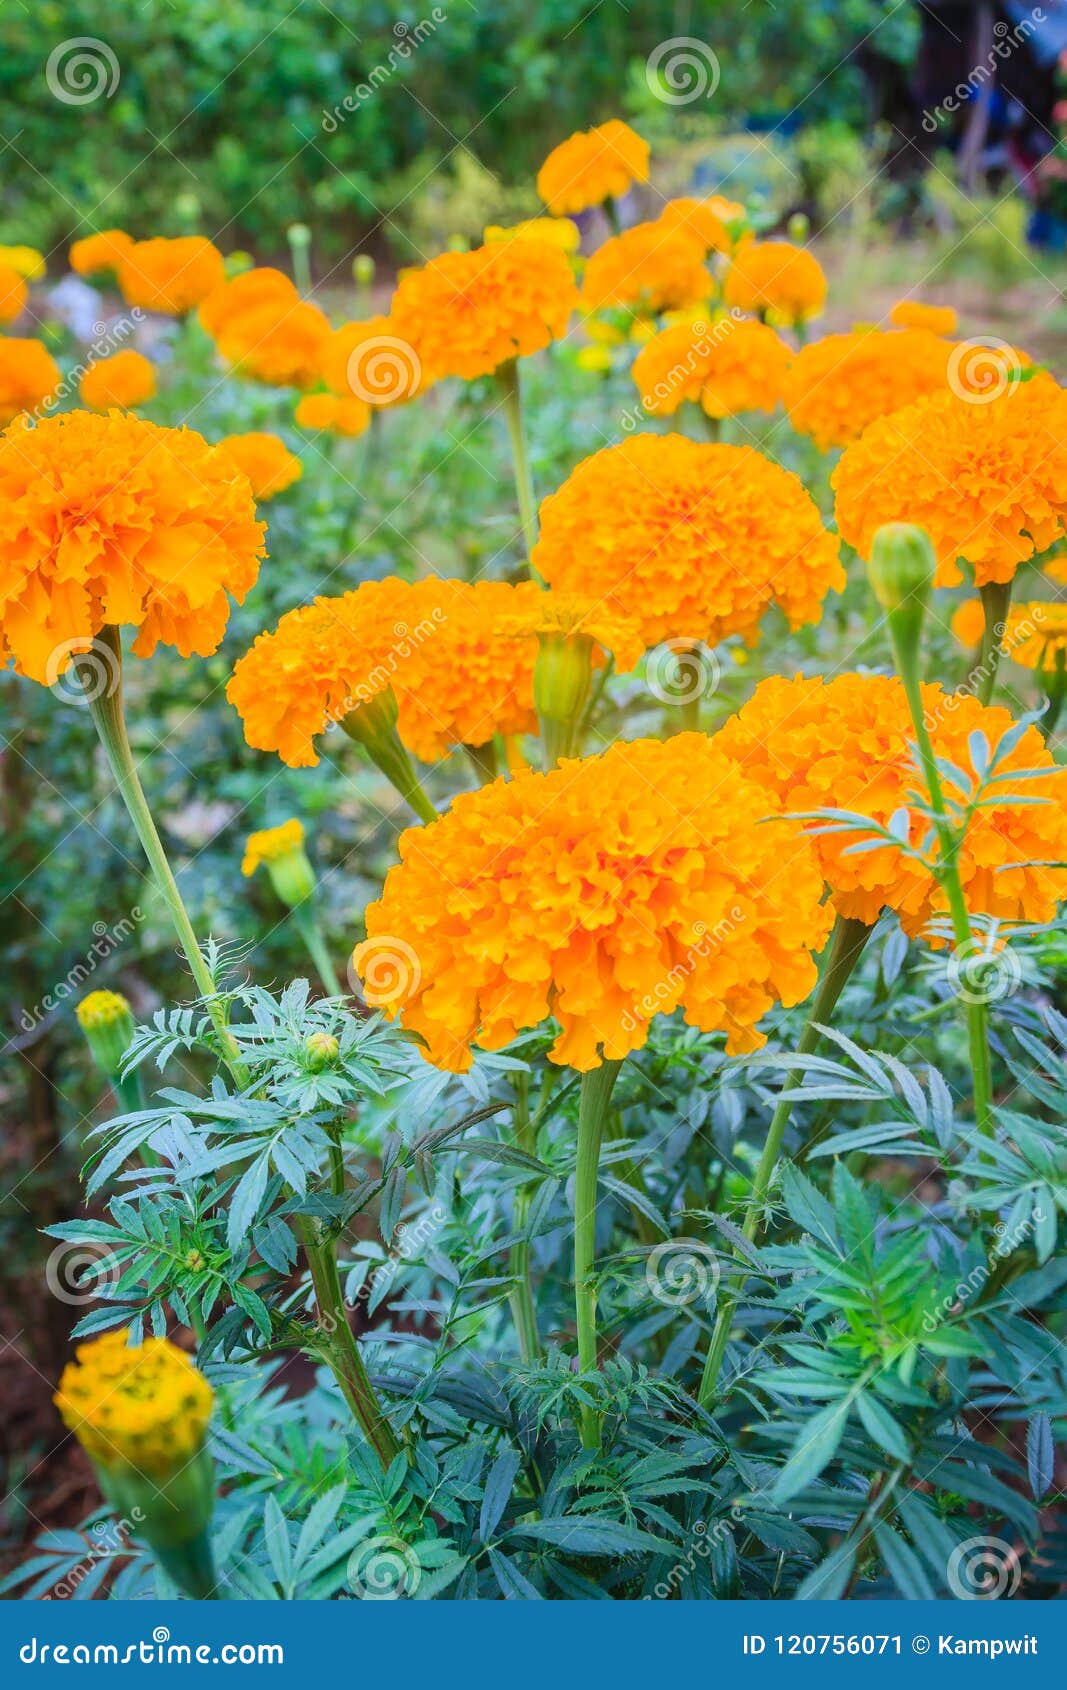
[75,990,136,1079]
[242,819,316,908]
[868,522,936,614]
[353,254,376,285]
[305,1031,340,1071]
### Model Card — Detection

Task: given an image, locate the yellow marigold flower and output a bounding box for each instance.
[227,578,542,768]
[580,221,710,315]
[389,237,578,384]
[293,391,370,435]
[76,989,133,1031]
[0,410,265,684]
[485,217,581,253]
[530,434,844,651]
[319,315,424,407]
[117,236,225,315]
[723,239,827,327]
[536,121,650,216]
[241,817,304,875]
[0,338,62,425]
[198,266,296,339]
[353,734,833,1072]
[55,1330,213,1477]
[76,989,135,1075]
[632,317,791,419]
[70,229,134,278]
[0,245,45,281]
[714,672,1067,936]
[833,375,1067,587]
[0,264,27,324]
[889,299,958,336]
[950,597,985,649]
[213,296,331,389]
[655,197,732,254]
[216,431,302,500]
[576,344,614,373]
[1003,602,1067,670]
[78,349,157,411]
[785,328,952,450]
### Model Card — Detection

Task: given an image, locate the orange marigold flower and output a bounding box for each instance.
[213,296,331,389]
[389,238,578,383]
[714,672,1067,936]
[0,339,62,425]
[0,264,27,324]
[70,229,134,279]
[117,236,225,315]
[785,328,952,451]
[580,221,710,315]
[530,434,844,650]
[0,410,266,684]
[1003,602,1067,670]
[655,197,733,254]
[216,431,302,500]
[319,315,424,407]
[723,239,827,327]
[78,349,157,411]
[227,578,540,769]
[632,317,791,419]
[198,267,296,339]
[950,597,985,649]
[536,121,650,216]
[833,375,1067,587]
[889,299,958,336]
[353,734,833,1072]
[293,392,370,436]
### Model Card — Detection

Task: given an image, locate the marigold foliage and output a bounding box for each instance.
[723,240,827,325]
[0,410,266,683]
[216,431,302,500]
[833,375,1067,586]
[117,237,225,315]
[785,329,952,450]
[70,229,134,278]
[889,299,958,336]
[530,434,844,650]
[632,318,791,419]
[55,1330,213,1477]
[714,672,1067,935]
[242,818,306,876]
[390,238,577,383]
[0,338,62,425]
[536,121,649,215]
[79,349,157,411]
[580,221,710,315]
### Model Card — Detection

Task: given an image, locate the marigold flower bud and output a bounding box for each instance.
[75,990,135,1079]
[305,1031,340,1071]
[353,254,376,285]
[868,522,936,614]
[242,818,316,907]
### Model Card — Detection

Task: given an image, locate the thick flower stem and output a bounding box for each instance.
[291,901,344,996]
[697,914,871,1405]
[79,629,249,1092]
[340,713,438,825]
[507,1072,541,1366]
[496,359,540,570]
[573,1058,623,1449]
[152,1531,220,1600]
[299,1217,400,1471]
[975,580,1012,705]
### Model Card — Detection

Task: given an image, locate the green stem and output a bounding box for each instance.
[341,715,438,825]
[603,195,622,237]
[539,712,578,769]
[573,1058,623,1448]
[697,914,871,1405]
[974,580,1013,706]
[507,1072,541,1366]
[496,359,540,570]
[299,1217,400,1471]
[152,1530,220,1600]
[291,901,344,995]
[463,740,499,785]
[1039,653,1067,739]
[79,629,249,1091]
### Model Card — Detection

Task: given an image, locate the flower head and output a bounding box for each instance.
[494,587,645,673]
[632,317,791,419]
[0,245,46,281]
[890,299,957,336]
[353,734,833,1071]
[0,339,62,425]
[75,988,134,1032]
[654,197,733,254]
[242,817,315,905]
[530,434,843,650]
[55,1330,213,1476]
[536,121,649,216]
[723,240,827,327]
[833,375,1067,586]
[785,329,952,450]
[319,315,424,407]
[950,597,986,649]
[79,349,157,411]
[76,989,135,1076]
[213,296,331,389]
[0,410,266,683]
[713,672,1067,935]
[118,237,225,315]
[216,431,302,500]
[389,237,577,383]
[294,392,370,436]
[485,217,581,253]
[1003,602,1067,670]
[0,264,27,325]
[580,221,710,315]
[70,229,134,279]
[198,267,296,339]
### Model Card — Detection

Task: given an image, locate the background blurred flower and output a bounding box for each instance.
[580,221,710,314]
[70,228,134,278]
[785,328,952,450]
[216,430,302,499]
[79,349,157,411]
[117,236,225,314]
[889,298,958,335]
[0,338,62,424]
[723,239,827,327]
[536,120,649,215]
